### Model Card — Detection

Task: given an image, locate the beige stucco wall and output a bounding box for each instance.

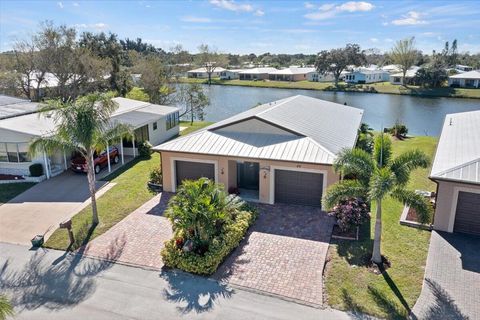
[160,151,339,207]
[433,179,480,232]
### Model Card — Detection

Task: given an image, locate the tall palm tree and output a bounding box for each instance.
[29,93,133,225]
[323,134,431,264]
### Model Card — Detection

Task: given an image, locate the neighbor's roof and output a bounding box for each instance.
[430,110,480,185]
[187,67,226,73]
[0,95,40,120]
[154,95,364,165]
[0,97,179,140]
[449,70,480,79]
[390,67,420,78]
[238,67,278,74]
[269,67,316,75]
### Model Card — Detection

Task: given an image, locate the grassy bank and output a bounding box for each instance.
[325,136,438,319]
[0,183,36,205]
[180,78,480,99]
[44,121,212,250]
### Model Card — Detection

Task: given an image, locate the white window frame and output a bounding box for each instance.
[170,157,218,192]
[447,186,480,232]
[269,165,328,209]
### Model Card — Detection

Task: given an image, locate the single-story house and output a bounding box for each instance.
[430,110,480,236]
[0,95,40,120]
[0,97,180,178]
[268,67,316,81]
[238,68,278,80]
[153,95,364,207]
[448,70,480,88]
[307,71,336,82]
[455,64,473,73]
[219,69,242,80]
[187,67,226,79]
[344,69,390,84]
[381,64,401,74]
[389,67,420,85]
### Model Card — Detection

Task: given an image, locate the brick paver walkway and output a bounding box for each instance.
[81,193,172,270]
[412,231,480,320]
[214,203,334,307]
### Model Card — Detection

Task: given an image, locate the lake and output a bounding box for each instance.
[178,85,480,136]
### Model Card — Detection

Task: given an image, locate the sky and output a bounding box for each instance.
[1,0,479,55]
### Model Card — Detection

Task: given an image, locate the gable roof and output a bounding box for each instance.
[449,70,480,79]
[187,67,226,73]
[154,95,364,165]
[238,67,278,74]
[430,110,480,184]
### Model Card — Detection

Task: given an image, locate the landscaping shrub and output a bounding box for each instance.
[330,198,370,232]
[149,167,162,184]
[29,163,44,177]
[161,178,257,275]
[385,121,408,139]
[137,141,152,157]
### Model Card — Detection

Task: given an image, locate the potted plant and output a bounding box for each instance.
[147,167,163,192]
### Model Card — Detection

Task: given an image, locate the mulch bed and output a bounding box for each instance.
[0,174,24,181]
[406,207,419,222]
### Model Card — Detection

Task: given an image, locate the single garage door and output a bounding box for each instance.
[454,191,480,236]
[274,169,323,206]
[176,161,215,187]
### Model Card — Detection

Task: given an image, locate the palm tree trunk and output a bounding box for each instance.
[86,150,99,225]
[372,198,382,264]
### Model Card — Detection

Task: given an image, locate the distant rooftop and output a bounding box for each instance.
[449,70,480,79]
[0,95,40,120]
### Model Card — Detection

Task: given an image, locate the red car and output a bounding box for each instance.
[71,146,120,174]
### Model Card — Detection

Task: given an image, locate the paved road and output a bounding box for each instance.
[0,172,112,245]
[412,231,480,320]
[0,242,373,320]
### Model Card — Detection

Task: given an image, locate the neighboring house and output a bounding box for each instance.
[187,67,226,79]
[430,110,480,236]
[0,97,179,178]
[153,95,364,208]
[131,73,142,86]
[381,64,401,73]
[344,69,390,84]
[307,71,336,82]
[219,69,242,80]
[455,64,473,73]
[389,66,421,85]
[268,67,316,81]
[0,95,40,120]
[238,68,278,80]
[448,70,480,88]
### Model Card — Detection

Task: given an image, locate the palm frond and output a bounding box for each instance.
[322,179,367,210]
[373,134,392,168]
[333,148,375,186]
[28,135,79,158]
[368,167,396,201]
[390,149,430,185]
[391,188,432,224]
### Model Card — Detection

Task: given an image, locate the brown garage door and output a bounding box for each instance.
[454,191,480,236]
[274,169,323,206]
[176,161,215,187]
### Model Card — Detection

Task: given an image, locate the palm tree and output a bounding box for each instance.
[0,295,14,320]
[323,134,431,264]
[29,93,133,225]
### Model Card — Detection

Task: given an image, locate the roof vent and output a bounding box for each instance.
[449,118,453,126]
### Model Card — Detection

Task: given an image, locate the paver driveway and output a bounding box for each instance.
[214,204,334,307]
[412,231,480,320]
[82,193,172,270]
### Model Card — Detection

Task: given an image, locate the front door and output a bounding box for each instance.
[237,162,259,190]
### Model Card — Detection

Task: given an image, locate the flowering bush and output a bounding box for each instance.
[330,198,370,232]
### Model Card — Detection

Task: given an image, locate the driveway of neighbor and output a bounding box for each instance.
[412,231,480,320]
[214,204,334,307]
[0,171,112,245]
[81,193,172,270]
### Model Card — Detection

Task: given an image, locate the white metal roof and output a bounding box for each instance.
[187,67,226,73]
[431,110,480,184]
[0,95,40,120]
[449,70,480,79]
[0,97,179,140]
[238,67,278,74]
[154,95,364,165]
[269,67,316,75]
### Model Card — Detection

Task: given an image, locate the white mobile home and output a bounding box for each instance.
[187,67,226,79]
[344,69,390,84]
[448,70,480,88]
[389,67,420,85]
[220,69,242,80]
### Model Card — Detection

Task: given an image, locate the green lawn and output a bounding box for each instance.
[44,121,212,250]
[0,183,36,205]
[325,136,438,319]
[180,78,480,99]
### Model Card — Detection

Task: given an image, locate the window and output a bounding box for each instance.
[153,121,158,131]
[0,143,7,162]
[6,143,19,162]
[0,142,30,163]
[166,111,179,130]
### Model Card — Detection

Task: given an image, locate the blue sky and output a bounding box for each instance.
[1,0,479,54]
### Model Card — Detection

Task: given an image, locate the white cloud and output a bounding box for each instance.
[370,37,379,43]
[304,2,315,9]
[73,2,79,7]
[391,11,427,26]
[181,16,212,23]
[382,22,388,26]
[74,23,108,30]
[209,0,253,12]
[304,1,374,20]
[57,2,63,9]
[254,9,265,16]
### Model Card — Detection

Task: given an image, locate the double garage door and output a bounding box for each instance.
[274,169,324,207]
[454,191,480,236]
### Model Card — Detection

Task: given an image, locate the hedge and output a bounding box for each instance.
[161,210,256,275]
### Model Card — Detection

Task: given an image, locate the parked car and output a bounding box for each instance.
[71,146,120,174]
